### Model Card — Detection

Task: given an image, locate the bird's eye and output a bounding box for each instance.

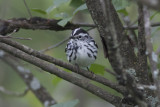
[78,36,82,39]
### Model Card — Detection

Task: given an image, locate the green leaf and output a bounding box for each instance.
[50,99,79,107]
[58,17,72,27]
[56,3,87,27]
[52,76,62,86]
[55,12,69,19]
[150,11,159,20]
[70,0,85,7]
[90,64,106,75]
[117,9,128,16]
[31,8,47,15]
[54,0,71,7]
[46,5,57,14]
[46,0,72,14]
[112,0,131,11]
[73,3,87,15]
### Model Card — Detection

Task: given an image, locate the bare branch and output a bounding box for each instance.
[101,0,148,106]
[23,0,32,17]
[102,0,124,74]
[137,3,150,84]
[0,42,122,106]
[0,35,32,40]
[0,17,160,37]
[125,22,160,30]
[0,17,87,35]
[140,4,160,101]
[73,23,96,27]
[0,38,126,94]
[0,29,32,40]
[85,0,137,77]
[40,37,69,53]
[142,6,158,78]
[0,52,57,106]
[136,0,160,10]
[0,86,29,97]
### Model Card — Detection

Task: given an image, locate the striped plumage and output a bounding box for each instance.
[65,28,98,69]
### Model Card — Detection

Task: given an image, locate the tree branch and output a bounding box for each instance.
[0,42,122,106]
[0,37,127,94]
[85,0,153,106]
[136,0,160,10]
[1,16,160,37]
[101,0,124,75]
[85,0,137,75]
[141,5,160,102]
[0,17,79,35]
[101,0,148,106]
[137,3,150,84]
[0,52,57,107]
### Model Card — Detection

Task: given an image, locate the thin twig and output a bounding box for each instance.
[7,29,17,36]
[76,21,160,30]
[0,35,32,40]
[123,16,138,47]
[125,22,160,30]
[87,27,96,31]
[23,0,32,17]
[73,23,96,27]
[0,86,29,97]
[40,37,69,53]
[0,29,32,40]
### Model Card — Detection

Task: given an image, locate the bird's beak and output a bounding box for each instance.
[69,36,74,39]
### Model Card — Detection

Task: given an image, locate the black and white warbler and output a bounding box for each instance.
[65,28,98,70]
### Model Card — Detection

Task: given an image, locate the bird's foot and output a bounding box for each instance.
[87,67,95,78]
[75,63,80,73]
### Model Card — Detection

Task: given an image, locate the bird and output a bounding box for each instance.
[65,28,98,71]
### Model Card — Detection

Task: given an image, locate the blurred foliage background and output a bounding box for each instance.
[0,0,160,107]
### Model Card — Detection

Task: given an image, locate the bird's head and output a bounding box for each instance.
[70,28,91,41]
